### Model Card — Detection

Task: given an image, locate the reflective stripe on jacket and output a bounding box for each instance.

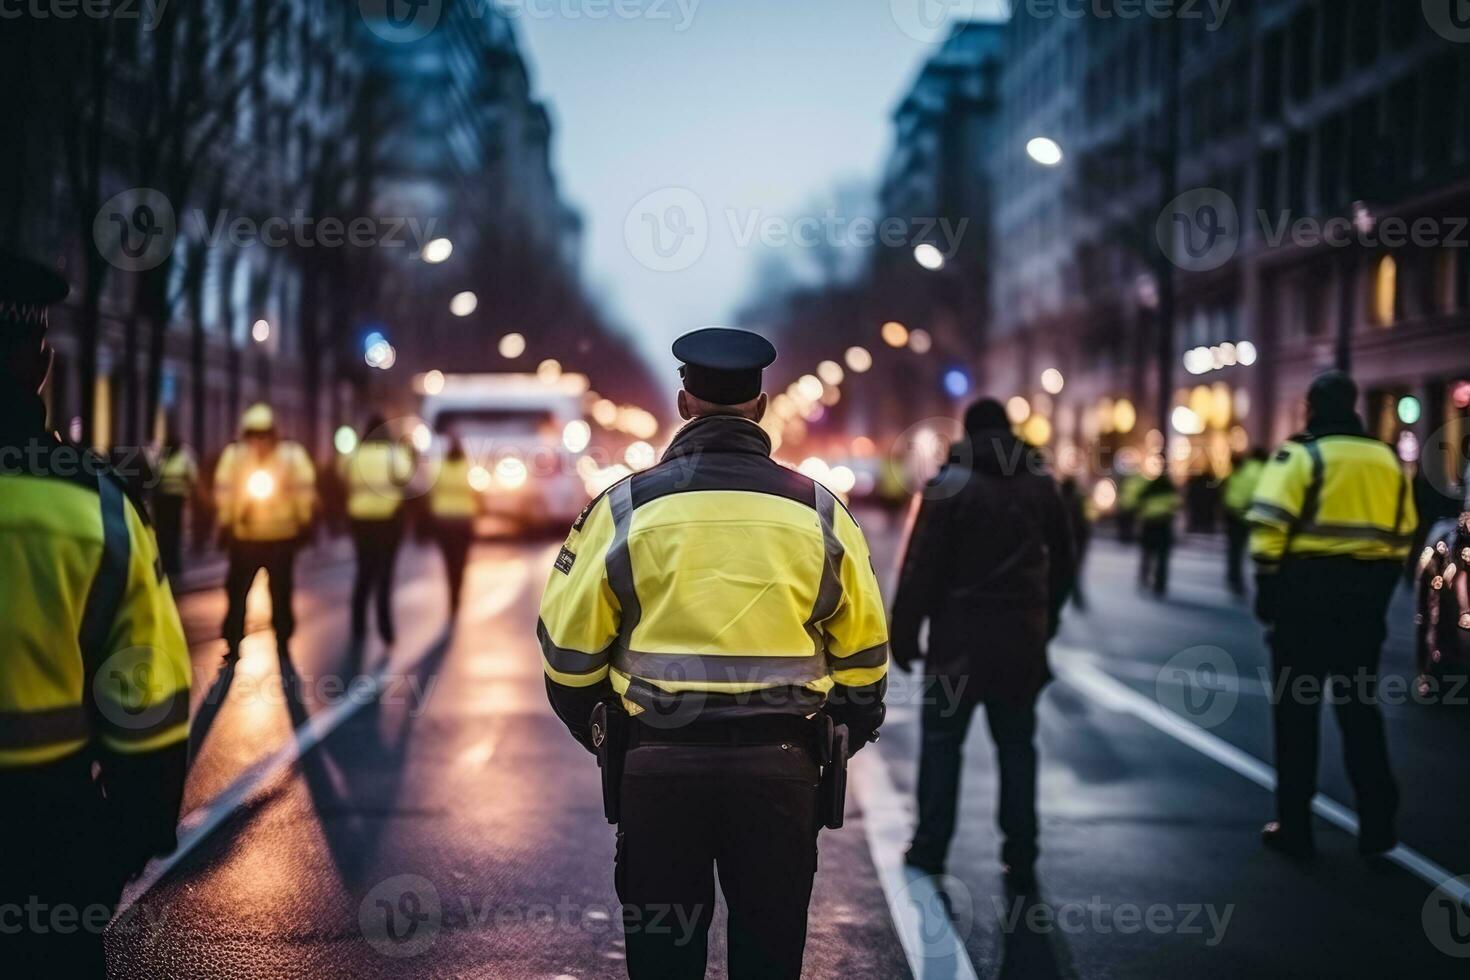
[0,446,192,768]
[537,415,889,722]
[1247,434,1415,565]
[343,440,414,521]
[430,457,478,519]
[214,440,317,541]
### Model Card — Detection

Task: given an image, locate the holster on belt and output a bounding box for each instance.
[589,700,628,825]
[816,714,851,831]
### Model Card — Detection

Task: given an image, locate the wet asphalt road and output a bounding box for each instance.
[104,515,1470,978]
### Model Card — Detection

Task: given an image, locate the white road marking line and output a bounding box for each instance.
[117,561,530,916]
[851,750,981,980]
[1056,651,1470,908]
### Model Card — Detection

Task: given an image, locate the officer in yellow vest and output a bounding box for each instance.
[341,415,415,644]
[429,435,478,617]
[1222,448,1268,595]
[1137,470,1180,596]
[214,403,317,659]
[0,251,191,976]
[1116,470,1148,541]
[1247,371,1415,859]
[153,430,199,578]
[539,328,888,980]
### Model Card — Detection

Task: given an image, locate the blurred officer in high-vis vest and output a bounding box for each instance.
[539,328,888,980]
[0,250,191,977]
[341,415,414,645]
[152,428,199,578]
[429,435,478,617]
[1248,371,1415,859]
[214,403,317,659]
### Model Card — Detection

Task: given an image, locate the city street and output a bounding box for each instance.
[103,518,1470,978]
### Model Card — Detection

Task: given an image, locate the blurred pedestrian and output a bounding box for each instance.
[1136,471,1180,596]
[0,251,191,977]
[215,404,317,660]
[153,426,199,579]
[341,414,414,646]
[1058,476,1092,610]
[891,397,1076,887]
[1222,448,1267,595]
[429,436,478,617]
[1248,371,1415,858]
[1116,471,1147,541]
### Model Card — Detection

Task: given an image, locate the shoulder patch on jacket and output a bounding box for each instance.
[554,545,577,575]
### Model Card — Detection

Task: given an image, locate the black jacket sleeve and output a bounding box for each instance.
[1040,480,1078,637]
[889,491,951,668]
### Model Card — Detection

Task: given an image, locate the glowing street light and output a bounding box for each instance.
[908,328,933,354]
[499,333,526,359]
[537,359,563,385]
[251,319,271,344]
[881,321,909,348]
[1041,368,1065,394]
[817,360,844,387]
[844,346,873,373]
[913,243,946,271]
[421,238,453,264]
[1026,136,1064,167]
[422,369,446,395]
[449,291,478,317]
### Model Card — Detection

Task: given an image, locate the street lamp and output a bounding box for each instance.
[449,291,478,317]
[251,319,271,344]
[913,243,946,271]
[421,238,454,264]
[1026,137,1064,167]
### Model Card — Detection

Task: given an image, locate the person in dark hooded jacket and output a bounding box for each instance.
[891,398,1076,885]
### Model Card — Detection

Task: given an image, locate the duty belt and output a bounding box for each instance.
[626,713,818,749]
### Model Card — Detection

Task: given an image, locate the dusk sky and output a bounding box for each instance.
[514,0,1010,369]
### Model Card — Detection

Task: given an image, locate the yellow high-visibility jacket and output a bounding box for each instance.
[1247,433,1415,566]
[1118,473,1149,513]
[157,445,199,498]
[214,439,317,541]
[1222,458,1265,516]
[342,439,415,521]
[1138,478,1181,524]
[1,444,192,768]
[538,415,889,732]
[430,456,478,520]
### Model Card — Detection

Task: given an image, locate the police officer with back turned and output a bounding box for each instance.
[538,327,889,980]
[0,250,192,977]
[1248,371,1414,859]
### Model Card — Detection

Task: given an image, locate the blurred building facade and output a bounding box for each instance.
[745,21,1007,473]
[0,0,652,467]
[988,0,1470,489]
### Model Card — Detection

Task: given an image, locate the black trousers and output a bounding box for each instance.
[0,756,126,978]
[222,539,297,647]
[909,682,1039,870]
[1138,522,1173,595]
[433,518,473,614]
[1225,514,1249,593]
[616,742,819,980]
[1268,562,1401,842]
[350,517,402,641]
[153,493,186,578]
